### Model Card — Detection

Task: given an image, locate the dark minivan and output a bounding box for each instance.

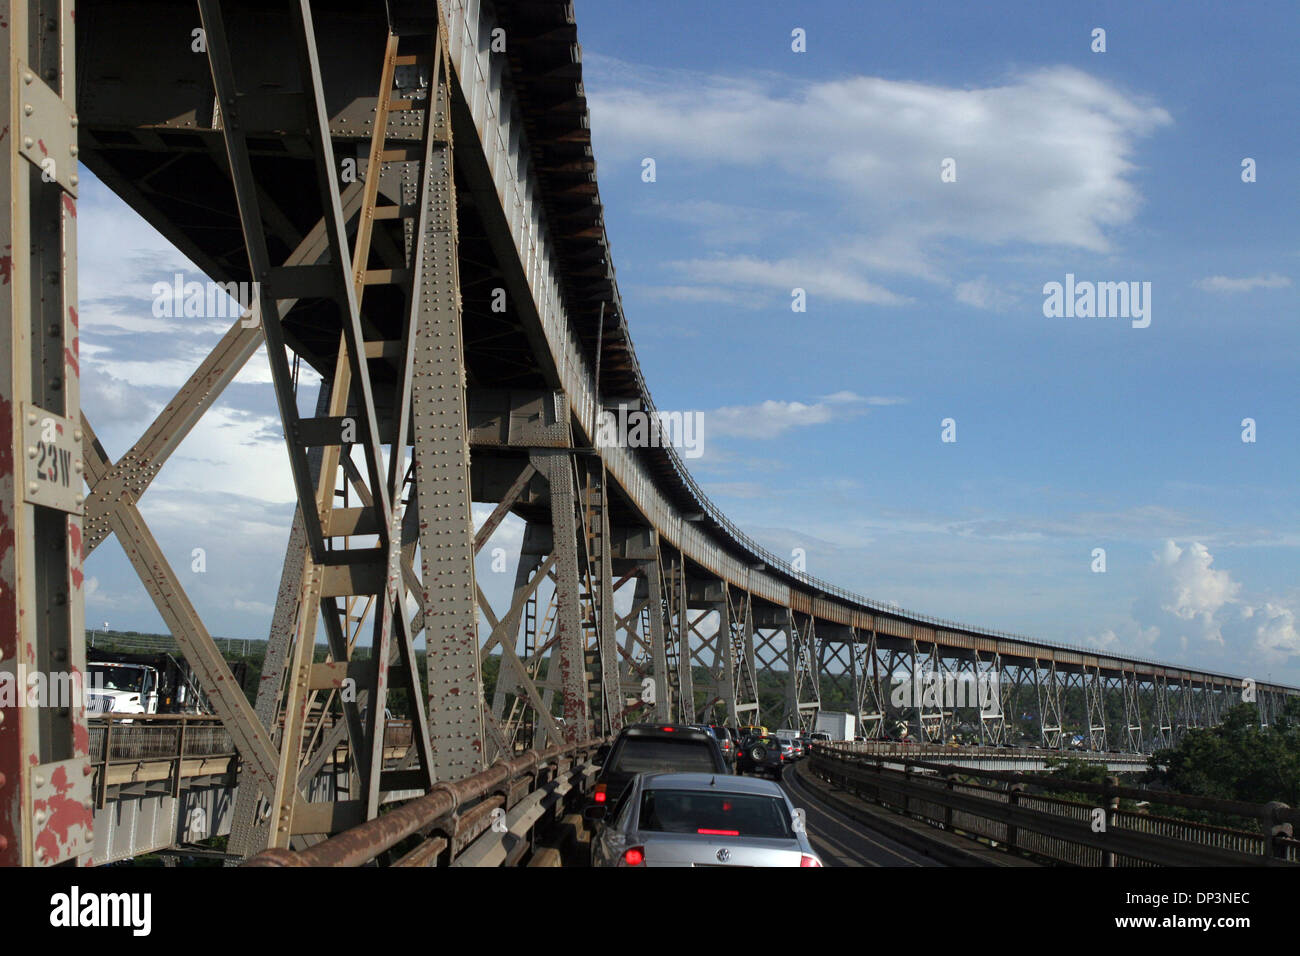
[589,724,729,813]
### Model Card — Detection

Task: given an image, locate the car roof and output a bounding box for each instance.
[638,772,787,796]
[619,722,714,738]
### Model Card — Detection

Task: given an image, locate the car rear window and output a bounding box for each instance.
[611,738,718,774]
[638,789,794,838]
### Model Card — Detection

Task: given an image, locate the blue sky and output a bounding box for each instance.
[79,1,1299,684]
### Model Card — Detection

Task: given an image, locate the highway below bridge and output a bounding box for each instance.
[1,0,1298,869]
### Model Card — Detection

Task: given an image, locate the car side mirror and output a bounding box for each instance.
[584,804,606,822]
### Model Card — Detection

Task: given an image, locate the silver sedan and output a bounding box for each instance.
[588,772,823,867]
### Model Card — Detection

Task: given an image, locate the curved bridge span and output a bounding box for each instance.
[1,0,1294,865]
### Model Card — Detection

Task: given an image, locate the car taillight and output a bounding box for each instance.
[661,726,675,732]
[698,829,740,836]
[800,855,823,867]
[623,846,645,866]
[594,784,607,803]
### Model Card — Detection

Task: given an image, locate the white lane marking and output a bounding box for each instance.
[784,769,932,867]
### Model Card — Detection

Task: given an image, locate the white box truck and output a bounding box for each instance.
[815,711,855,741]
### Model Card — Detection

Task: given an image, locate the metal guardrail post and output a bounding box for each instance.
[171,718,188,801]
[1006,781,1024,852]
[95,715,115,809]
[1102,775,1119,867]
[944,772,956,831]
[1268,802,1293,860]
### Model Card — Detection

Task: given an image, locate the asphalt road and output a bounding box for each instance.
[776,764,942,867]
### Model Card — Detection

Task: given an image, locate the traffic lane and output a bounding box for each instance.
[777,764,942,867]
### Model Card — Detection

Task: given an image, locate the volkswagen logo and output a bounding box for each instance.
[716,848,731,863]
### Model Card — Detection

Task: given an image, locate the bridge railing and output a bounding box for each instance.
[89,714,238,809]
[244,738,605,867]
[831,740,1150,762]
[810,744,1299,866]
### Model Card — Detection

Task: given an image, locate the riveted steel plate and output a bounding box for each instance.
[16,62,79,196]
[22,404,85,514]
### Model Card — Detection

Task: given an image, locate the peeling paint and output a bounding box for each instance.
[31,764,91,863]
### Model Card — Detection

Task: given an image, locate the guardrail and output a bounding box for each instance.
[88,715,419,807]
[810,745,1300,866]
[833,740,1151,763]
[244,738,605,867]
[90,714,237,808]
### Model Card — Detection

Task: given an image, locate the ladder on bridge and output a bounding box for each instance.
[205,6,472,855]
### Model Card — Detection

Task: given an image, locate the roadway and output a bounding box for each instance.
[774,765,941,868]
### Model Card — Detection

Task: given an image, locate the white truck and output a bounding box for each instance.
[814,710,855,741]
[85,648,225,716]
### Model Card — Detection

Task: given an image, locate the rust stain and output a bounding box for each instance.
[31,764,90,863]
[61,195,76,219]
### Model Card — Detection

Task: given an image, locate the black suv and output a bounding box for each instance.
[589,723,729,811]
[735,732,784,779]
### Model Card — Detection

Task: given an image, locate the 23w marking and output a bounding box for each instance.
[35,441,72,487]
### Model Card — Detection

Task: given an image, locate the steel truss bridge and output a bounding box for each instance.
[1,0,1295,867]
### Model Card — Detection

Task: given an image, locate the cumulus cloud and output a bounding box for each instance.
[1120,541,1300,673]
[1154,540,1240,630]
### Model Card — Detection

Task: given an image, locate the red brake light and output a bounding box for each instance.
[661,726,674,732]
[594,784,607,804]
[698,829,740,836]
[623,846,645,866]
[800,855,823,867]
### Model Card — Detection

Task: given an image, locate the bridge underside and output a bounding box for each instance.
[0,0,1293,866]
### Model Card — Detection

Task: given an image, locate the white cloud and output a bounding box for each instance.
[820,390,906,407]
[1247,603,1300,664]
[1195,273,1292,294]
[669,254,907,305]
[704,391,902,440]
[1153,540,1240,634]
[588,60,1171,268]
[1114,540,1300,674]
[955,275,1019,311]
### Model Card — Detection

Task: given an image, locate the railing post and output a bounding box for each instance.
[1102,775,1119,867]
[1266,801,1292,861]
[1006,780,1024,852]
[96,715,115,809]
[943,772,956,831]
[171,717,188,800]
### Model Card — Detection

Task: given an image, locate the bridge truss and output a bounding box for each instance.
[1,0,1295,867]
